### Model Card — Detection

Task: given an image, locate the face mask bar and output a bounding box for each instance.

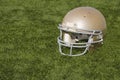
[57,24,103,56]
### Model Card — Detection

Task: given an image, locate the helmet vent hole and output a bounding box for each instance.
[76,36,78,39]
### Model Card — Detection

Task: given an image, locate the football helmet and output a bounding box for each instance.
[57,7,106,56]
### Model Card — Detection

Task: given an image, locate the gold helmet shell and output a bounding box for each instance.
[62,7,106,33]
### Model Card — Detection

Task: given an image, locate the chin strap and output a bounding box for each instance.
[87,31,95,49]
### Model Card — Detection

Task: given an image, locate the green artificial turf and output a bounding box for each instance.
[0,0,120,80]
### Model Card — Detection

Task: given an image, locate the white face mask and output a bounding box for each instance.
[57,25,103,56]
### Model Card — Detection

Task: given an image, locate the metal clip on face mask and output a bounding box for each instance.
[57,7,106,56]
[57,25,103,56]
